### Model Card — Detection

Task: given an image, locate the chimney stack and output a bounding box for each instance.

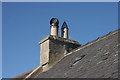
[39,18,81,70]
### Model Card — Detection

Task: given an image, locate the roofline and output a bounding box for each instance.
[65,29,120,57]
[9,67,37,80]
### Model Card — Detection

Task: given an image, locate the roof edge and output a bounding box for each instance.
[65,29,120,57]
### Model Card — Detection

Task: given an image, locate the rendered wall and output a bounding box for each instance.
[40,37,80,66]
[40,40,49,65]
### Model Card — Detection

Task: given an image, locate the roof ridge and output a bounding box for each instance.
[64,29,119,57]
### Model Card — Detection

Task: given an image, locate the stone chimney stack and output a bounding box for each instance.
[61,21,69,39]
[39,18,81,71]
[50,18,59,36]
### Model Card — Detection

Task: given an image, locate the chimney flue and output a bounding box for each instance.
[50,18,59,36]
[61,21,69,39]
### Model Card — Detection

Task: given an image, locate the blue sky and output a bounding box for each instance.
[2,2,118,78]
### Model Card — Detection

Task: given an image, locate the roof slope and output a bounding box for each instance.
[33,29,119,78]
[9,68,36,80]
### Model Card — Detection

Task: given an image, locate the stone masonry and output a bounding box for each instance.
[39,35,81,68]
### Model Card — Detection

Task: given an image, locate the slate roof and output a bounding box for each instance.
[11,29,119,79]
[32,29,119,78]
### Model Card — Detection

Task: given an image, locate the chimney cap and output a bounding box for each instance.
[62,21,68,29]
[50,18,59,26]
